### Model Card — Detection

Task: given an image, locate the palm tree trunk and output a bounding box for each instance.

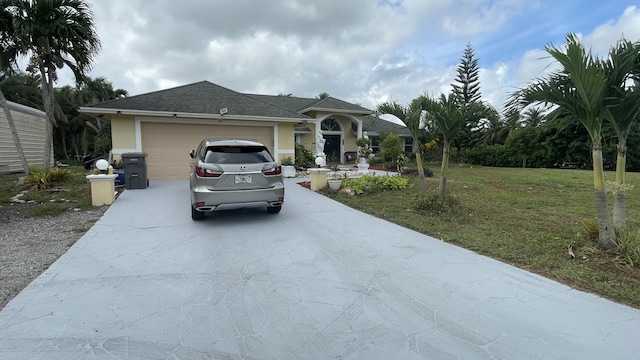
[439,141,450,199]
[592,145,616,249]
[39,64,56,169]
[415,151,428,195]
[613,140,627,228]
[0,90,30,174]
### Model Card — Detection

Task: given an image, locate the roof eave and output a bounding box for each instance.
[79,107,313,123]
[299,107,373,115]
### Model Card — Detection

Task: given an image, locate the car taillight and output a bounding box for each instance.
[262,165,281,176]
[196,166,222,178]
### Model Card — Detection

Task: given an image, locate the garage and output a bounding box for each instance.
[141,122,275,179]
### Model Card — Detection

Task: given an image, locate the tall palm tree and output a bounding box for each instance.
[602,38,640,228]
[420,93,466,199]
[1,0,100,168]
[509,33,616,249]
[377,98,428,195]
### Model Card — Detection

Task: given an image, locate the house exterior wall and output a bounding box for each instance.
[277,122,295,162]
[0,102,53,173]
[110,115,137,155]
[297,124,317,156]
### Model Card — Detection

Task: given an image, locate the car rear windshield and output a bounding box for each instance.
[204,146,274,164]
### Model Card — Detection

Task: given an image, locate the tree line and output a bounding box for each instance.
[378,37,640,250]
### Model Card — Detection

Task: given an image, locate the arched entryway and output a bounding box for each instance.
[321,118,342,163]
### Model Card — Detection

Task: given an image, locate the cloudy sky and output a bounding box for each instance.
[57,0,640,115]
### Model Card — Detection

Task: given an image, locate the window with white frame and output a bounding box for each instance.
[404,137,413,153]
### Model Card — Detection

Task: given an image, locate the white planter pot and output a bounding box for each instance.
[282,165,296,178]
[357,162,370,175]
[327,180,342,191]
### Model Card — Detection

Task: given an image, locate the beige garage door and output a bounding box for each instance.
[141,122,274,179]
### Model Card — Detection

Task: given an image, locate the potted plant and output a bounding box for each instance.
[281,156,296,178]
[327,172,343,191]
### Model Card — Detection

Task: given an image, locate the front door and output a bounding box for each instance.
[324,134,341,163]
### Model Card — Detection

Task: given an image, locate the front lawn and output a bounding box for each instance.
[322,164,640,308]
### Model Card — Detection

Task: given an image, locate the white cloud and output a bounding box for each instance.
[48,1,640,118]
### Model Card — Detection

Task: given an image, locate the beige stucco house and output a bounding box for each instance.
[0,100,53,173]
[80,81,385,180]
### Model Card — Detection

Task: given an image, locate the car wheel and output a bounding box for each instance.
[267,205,282,214]
[191,206,205,220]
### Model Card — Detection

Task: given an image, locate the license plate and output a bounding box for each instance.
[235,175,252,184]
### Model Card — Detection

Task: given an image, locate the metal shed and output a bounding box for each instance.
[0,101,53,173]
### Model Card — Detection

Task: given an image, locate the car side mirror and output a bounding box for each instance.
[189,149,195,159]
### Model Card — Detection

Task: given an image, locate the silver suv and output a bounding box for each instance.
[189,139,285,220]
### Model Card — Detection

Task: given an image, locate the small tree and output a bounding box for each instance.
[378,98,429,194]
[380,133,402,167]
[420,93,467,199]
[505,126,541,168]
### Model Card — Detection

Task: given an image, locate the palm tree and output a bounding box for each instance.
[508,33,616,249]
[0,72,42,109]
[377,98,429,195]
[502,107,524,136]
[420,93,466,199]
[480,107,507,145]
[522,108,546,128]
[602,38,640,228]
[1,0,101,168]
[75,76,128,154]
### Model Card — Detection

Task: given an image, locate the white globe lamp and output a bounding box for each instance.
[95,159,109,173]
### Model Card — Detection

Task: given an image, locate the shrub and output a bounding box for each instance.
[281,156,294,166]
[412,191,460,215]
[580,218,599,242]
[295,143,315,169]
[341,175,409,194]
[461,143,519,167]
[381,133,403,165]
[612,229,640,267]
[23,166,71,189]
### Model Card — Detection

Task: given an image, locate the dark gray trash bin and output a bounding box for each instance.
[121,152,148,189]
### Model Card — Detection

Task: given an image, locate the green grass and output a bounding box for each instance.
[0,166,94,215]
[323,164,640,308]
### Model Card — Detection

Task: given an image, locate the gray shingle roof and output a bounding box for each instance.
[247,94,372,114]
[246,94,318,113]
[361,116,411,137]
[304,97,372,114]
[86,81,309,119]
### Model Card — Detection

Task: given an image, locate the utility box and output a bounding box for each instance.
[121,152,148,189]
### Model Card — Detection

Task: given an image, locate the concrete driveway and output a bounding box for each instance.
[0,178,639,359]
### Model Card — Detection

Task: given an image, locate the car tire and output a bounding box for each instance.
[267,205,282,214]
[191,206,205,220]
